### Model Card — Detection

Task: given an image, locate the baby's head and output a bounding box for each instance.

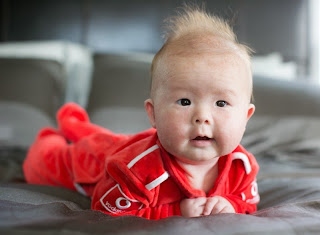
[145,6,255,164]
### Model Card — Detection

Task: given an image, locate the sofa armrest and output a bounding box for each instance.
[252,76,320,117]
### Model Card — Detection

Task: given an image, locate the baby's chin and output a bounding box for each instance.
[173,153,220,165]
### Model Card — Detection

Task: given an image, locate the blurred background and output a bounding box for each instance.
[1,0,319,83]
[1,0,320,149]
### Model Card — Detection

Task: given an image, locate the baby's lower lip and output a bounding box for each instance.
[190,138,213,147]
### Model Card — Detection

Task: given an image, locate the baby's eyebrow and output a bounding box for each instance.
[224,89,237,96]
[216,88,237,97]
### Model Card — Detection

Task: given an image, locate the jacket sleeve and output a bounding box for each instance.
[92,172,181,220]
[223,149,260,214]
[91,145,182,220]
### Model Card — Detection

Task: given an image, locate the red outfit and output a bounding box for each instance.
[23,103,259,220]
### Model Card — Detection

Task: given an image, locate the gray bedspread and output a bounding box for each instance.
[1,116,320,234]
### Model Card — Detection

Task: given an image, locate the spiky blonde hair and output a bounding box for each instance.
[164,5,236,43]
[150,5,253,99]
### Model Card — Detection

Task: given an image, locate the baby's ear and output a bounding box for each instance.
[246,103,255,121]
[144,99,156,128]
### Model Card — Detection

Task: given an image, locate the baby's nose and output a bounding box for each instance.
[194,117,210,125]
[192,110,211,125]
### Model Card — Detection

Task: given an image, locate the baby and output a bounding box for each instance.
[23,6,259,220]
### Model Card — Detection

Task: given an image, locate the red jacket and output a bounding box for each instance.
[23,103,259,220]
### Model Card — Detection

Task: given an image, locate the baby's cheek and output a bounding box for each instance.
[158,124,185,154]
[162,115,183,135]
[219,128,241,153]
[163,125,184,145]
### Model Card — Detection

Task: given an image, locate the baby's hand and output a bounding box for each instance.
[180,197,207,217]
[203,196,235,215]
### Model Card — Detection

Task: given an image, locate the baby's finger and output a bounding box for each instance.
[211,202,226,214]
[219,206,230,214]
[219,205,235,213]
[191,197,207,208]
[203,197,218,215]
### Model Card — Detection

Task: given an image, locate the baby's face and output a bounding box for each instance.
[145,51,255,164]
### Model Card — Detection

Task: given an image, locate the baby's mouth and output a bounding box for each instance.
[191,136,213,147]
[193,136,212,141]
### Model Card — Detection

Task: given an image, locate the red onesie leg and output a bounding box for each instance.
[23,102,136,197]
[24,103,132,193]
[57,102,127,143]
[23,127,75,190]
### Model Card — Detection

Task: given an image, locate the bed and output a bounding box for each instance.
[1,51,320,234]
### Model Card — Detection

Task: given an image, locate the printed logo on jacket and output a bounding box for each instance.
[100,184,143,213]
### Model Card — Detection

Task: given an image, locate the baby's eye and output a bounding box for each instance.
[216,100,228,107]
[177,98,191,106]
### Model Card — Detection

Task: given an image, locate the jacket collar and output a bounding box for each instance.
[156,138,233,198]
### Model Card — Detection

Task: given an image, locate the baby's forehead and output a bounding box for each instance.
[151,34,253,99]
[162,48,249,79]
[167,34,247,58]
[158,52,250,89]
